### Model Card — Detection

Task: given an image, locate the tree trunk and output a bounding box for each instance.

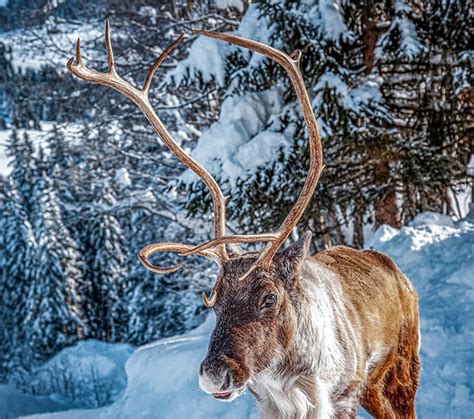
[363,1,400,228]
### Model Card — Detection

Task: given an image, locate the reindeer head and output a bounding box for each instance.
[67,22,322,403]
[199,232,311,401]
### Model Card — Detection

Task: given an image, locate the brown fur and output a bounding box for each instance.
[200,239,420,418]
[315,246,420,418]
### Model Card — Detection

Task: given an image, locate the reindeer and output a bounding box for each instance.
[67,21,420,419]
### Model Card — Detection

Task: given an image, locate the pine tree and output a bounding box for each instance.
[178,1,391,248]
[81,179,127,342]
[0,41,13,128]
[5,130,36,213]
[0,178,36,378]
[378,0,471,222]
[25,149,85,362]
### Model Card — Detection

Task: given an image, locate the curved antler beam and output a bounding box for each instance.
[193,31,324,281]
[180,233,278,256]
[139,242,221,274]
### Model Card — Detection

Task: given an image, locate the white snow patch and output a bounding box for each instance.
[168,4,272,87]
[317,0,354,44]
[215,0,244,12]
[115,168,132,189]
[167,36,229,86]
[0,23,102,72]
[409,211,454,228]
[180,88,285,188]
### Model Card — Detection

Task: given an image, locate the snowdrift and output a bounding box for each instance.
[0,340,132,418]
[18,213,474,418]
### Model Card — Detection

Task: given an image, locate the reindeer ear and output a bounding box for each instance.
[276,231,312,280]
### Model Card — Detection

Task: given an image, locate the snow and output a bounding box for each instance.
[375,0,424,60]
[25,317,259,419]
[180,88,285,188]
[10,212,472,418]
[0,126,51,177]
[0,122,98,177]
[0,23,102,73]
[115,168,132,189]
[316,0,354,44]
[313,72,386,138]
[215,0,244,12]
[24,340,133,408]
[167,36,229,86]
[408,211,455,228]
[0,384,74,418]
[168,4,271,87]
[1,340,132,417]
[0,131,9,175]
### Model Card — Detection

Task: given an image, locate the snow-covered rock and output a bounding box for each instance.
[25,340,133,408]
[21,215,474,418]
[0,340,132,418]
[409,211,455,228]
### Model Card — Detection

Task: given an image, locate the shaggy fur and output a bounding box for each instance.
[199,233,420,418]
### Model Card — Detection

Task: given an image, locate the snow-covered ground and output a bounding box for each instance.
[1,212,472,418]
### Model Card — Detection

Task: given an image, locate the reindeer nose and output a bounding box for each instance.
[199,356,235,391]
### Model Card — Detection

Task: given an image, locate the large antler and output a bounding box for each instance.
[183,31,324,283]
[67,20,230,306]
[67,22,323,309]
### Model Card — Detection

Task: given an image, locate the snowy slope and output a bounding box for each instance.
[18,213,474,418]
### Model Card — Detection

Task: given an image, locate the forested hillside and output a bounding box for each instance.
[0,0,471,401]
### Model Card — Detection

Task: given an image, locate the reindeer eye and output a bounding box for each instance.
[260,293,277,310]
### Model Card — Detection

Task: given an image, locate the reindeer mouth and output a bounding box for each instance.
[210,387,245,402]
[212,391,232,400]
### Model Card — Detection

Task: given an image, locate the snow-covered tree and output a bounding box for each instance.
[175,1,392,248]
[176,0,471,247]
[80,179,127,342]
[0,178,36,378]
[5,130,36,212]
[376,0,471,223]
[24,151,85,362]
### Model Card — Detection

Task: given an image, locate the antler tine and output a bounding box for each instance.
[139,242,223,308]
[143,32,185,95]
[105,18,115,73]
[194,31,324,280]
[202,291,217,308]
[76,38,82,65]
